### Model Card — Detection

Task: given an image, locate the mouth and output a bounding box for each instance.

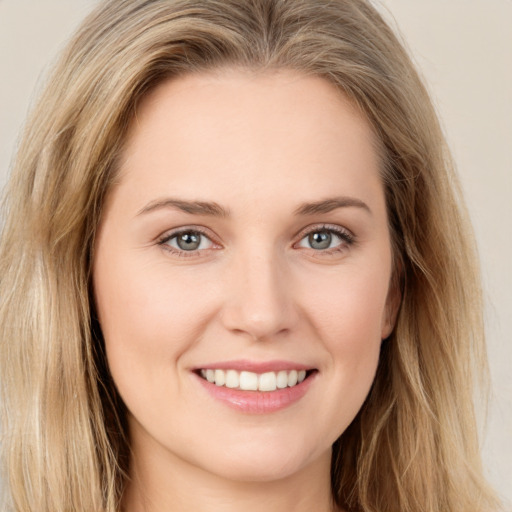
[196,368,316,392]
[192,360,318,413]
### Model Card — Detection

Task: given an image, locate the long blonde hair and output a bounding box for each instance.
[0,1,501,511]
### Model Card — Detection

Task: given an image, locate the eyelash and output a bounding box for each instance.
[157,226,217,258]
[295,224,355,255]
[157,224,355,258]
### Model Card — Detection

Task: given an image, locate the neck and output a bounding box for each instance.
[122,437,339,512]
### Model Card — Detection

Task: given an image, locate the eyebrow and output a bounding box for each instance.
[294,196,372,216]
[136,195,371,218]
[137,198,230,217]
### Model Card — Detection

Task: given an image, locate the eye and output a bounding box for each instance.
[296,226,354,252]
[159,229,215,253]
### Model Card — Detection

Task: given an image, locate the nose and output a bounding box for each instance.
[220,248,299,342]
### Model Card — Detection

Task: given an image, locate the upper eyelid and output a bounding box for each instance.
[156,223,354,249]
[157,228,219,258]
[157,225,216,243]
[294,223,354,240]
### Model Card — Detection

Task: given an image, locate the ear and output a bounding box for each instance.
[381,270,402,340]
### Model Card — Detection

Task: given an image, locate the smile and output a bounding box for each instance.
[194,363,318,413]
[199,369,308,392]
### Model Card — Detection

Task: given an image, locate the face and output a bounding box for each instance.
[93,69,396,483]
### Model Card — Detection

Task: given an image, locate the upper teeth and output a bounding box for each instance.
[200,369,307,392]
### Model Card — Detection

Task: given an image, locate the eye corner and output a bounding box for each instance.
[293,224,356,256]
[157,226,222,258]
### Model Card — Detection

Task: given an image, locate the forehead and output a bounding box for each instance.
[114,69,383,215]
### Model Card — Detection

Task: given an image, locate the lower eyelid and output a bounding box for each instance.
[171,236,212,251]
[159,231,203,248]
[157,226,354,255]
[296,227,354,247]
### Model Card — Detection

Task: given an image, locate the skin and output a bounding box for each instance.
[93,69,398,512]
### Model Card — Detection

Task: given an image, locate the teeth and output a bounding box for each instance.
[199,368,309,392]
[225,369,239,389]
[259,372,277,392]
[239,371,258,391]
[288,370,298,387]
[214,369,225,386]
[276,370,288,389]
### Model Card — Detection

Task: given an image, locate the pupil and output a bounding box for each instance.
[177,232,201,250]
[309,231,331,250]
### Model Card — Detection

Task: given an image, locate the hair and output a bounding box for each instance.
[0,1,502,511]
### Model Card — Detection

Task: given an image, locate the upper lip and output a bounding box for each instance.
[193,359,315,373]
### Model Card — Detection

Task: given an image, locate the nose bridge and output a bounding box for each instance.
[221,242,297,340]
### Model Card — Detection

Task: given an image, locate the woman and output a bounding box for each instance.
[0,1,502,511]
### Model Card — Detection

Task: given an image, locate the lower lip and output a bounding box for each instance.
[195,373,316,414]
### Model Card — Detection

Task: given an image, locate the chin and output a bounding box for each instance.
[191,435,330,483]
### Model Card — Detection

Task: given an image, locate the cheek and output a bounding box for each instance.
[93,253,216,389]
[320,282,383,386]
[305,261,390,347]
[299,262,390,423]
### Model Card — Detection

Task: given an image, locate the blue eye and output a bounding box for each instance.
[161,230,214,252]
[297,227,353,251]
[306,231,334,250]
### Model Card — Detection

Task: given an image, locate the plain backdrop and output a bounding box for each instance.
[0,0,511,507]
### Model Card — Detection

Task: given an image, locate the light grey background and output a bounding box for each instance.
[0,0,510,506]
